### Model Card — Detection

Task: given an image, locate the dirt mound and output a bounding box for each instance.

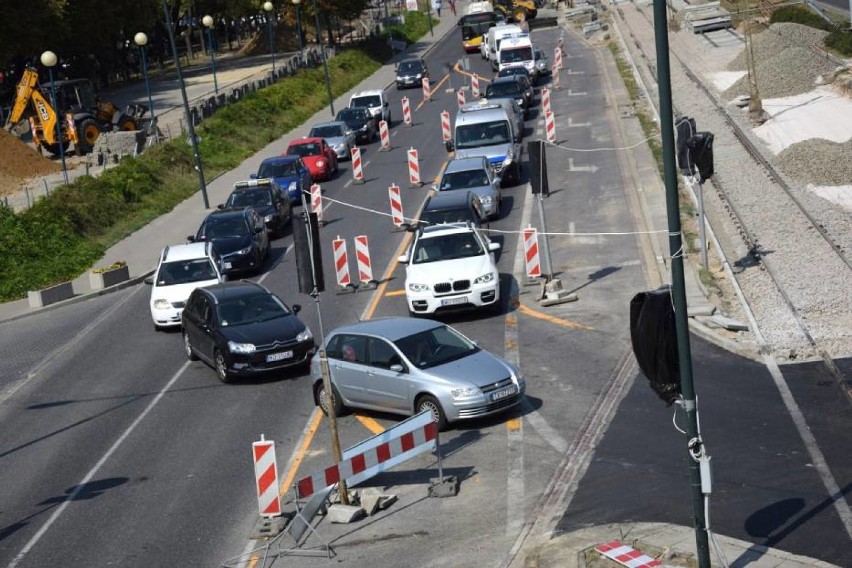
[0,129,59,197]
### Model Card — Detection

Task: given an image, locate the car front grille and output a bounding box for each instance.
[255,338,300,352]
[171,301,186,309]
[480,376,514,394]
[434,280,470,294]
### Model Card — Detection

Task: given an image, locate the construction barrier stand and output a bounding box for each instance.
[351,147,364,183]
[252,437,282,518]
[389,184,404,227]
[523,226,542,278]
[332,236,351,287]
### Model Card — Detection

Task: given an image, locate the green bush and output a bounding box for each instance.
[769,6,835,32]
[385,11,437,45]
[825,30,852,56]
[0,48,389,301]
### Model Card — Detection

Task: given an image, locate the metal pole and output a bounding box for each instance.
[311,0,335,116]
[163,0,210,209]
[138,46,155,119]
[426,0,434,37]
[267,11,276,74]
[207,27,219,94]
[296,4,304,52]
[46,67,68,185]
[651,1,710,566]
[697,182,707,270]
[536,193,554,280]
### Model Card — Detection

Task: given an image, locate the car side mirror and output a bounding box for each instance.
[397,254,409,263]
[383,101,389,107]
[445,140,454,152]
[254,226,264,234]
[489,241,501,252]
[217,203,225,210]
[144,277,153,285]
[390,363,404,373]
[250,173,258,179]
[431,183,438,191]
[187,235,196,243]
[292,304,301,313]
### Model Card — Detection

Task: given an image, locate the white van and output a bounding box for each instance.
[496,34,536,82]
[483,24,522,64]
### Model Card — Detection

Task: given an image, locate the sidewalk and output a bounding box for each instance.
[0,4,834,567]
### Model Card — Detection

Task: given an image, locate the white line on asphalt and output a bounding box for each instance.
[257,244,292,285]
[8,360,192,568]
[0,286,143,406]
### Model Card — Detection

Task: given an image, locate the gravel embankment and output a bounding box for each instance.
[611,9,852,360]
[777,138,852,187]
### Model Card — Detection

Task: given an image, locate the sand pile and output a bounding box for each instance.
[0,129,60,198]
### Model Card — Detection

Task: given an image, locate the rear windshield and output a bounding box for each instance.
[336,108,366,122]
[350,95,382,109]
[440,169,489,191]
[310,124,344,138]
[227,189,272,209]
[486,81,523,98]
[287,143,321,157]
[258,161,297,178]
[455,120,511,149]
[422,206,477,226]
[157,258,217,286]
[500,46,533,63]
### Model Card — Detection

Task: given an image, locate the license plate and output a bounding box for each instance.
[440,296,467,307]
[491,385,517,401]
[266,350,293,362]
[224,262,232,269]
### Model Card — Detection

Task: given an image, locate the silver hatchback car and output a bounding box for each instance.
[311,318,525,430]
[435,156,503,218]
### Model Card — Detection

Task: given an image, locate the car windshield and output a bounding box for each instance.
[486,82,522,98]
[394,325,479,369]
[201,216,248,239]
[310,124,344,138]
[287,143,320,157]
[258,161,297,178]
[398,61,423,74]
[350,95,381,109]
[336,109,365,123]
[411,231,484,264]
[228,190,271,209]
[455,120,511,149]
[500,46,532,63]
[440,169,490,191]
[534,48,546,62]
[157,258,217,286]
[499,67,527,78]
[217,292,290,327]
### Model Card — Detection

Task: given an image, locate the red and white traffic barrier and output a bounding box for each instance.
[252,436,282,518]
[552,65,560,90]
[351,146,364,183]
[354,235,374,285]
[402,96,412,126]
[332,236,351,288]
[471,74,480,99]
[389,183,404,227]
[554,43,564,70]
[457,89,466,108]
[422,77,431,102]
[297,411,438,498]
[595,541,661,568]
[407,147,421,186]
[441,110,451,142]
[545,110,556,143]
[523,226,542,278]
[541,87,551,117]
[310,183,323,223]
[379,119,390,151]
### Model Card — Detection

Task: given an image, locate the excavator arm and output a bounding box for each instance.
[6,67,41,128]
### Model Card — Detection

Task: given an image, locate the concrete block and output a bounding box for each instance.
[359,488,382,516]
[707,315,749,331]
[688,304,715,317]
[428,475,459,498]
[249,515,288,539]
[378,494,398,510]
[89,265,130,290]
[28,281,74,308]
[327,504,365,524]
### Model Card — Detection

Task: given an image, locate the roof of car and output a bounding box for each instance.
[398,57,424,65]
[205,207,251,220]
[351,89,383,98]
[330,317,442,341]
[490,75,524,87]
[311,121,347,129]
[198,280,269,303]
[444,156,489,173]
[288,137,323,146]
[420,222,474,236]
[260,155,300,165]
[162,242,212,263]
[424,190,479,209]
[454,106,510,125]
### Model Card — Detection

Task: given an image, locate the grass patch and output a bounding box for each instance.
[0,48,391,301]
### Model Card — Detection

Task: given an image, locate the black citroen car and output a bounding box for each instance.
[188,207,270,276]
[335,107,377,144]
[219,180,291,238]
[182,281,315,382]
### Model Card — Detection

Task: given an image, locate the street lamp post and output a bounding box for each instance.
[263,1,276,75]
[202,15,219,94]
[134,33,156,121]
[292,0,303,53]
[310,0,335,116]
[40,51,68,185]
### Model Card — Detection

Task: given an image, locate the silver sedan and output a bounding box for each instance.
[310,318,525,430]
[308,120,355,160]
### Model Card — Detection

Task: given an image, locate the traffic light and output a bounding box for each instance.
[292,211,325,294]
[630,286,681,405]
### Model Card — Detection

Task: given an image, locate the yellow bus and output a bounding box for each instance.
[459,11,498,53]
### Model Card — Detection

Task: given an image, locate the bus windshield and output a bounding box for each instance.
[460,13,497,41]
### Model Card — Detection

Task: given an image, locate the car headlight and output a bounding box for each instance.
[264,214,274,223]
[451,385,482,399]
[228,341,256,354]
[474,272,495,284]
[502,155,513,168]
[516,98,524,105]
[408,283,429,292]
[153,299,171,310]
[288,181,298,193]
[415,73,422,79]
[359,124,368,131]
[233,247,251,256]
[480,195,493,205]
[296,327,313,343]
[316,159,325,168]
[334,143,345,151]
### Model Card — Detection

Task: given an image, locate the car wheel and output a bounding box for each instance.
[183,332,198,361]
[316,381,344,416]
[214,349,232,383]
[416,394,447,431]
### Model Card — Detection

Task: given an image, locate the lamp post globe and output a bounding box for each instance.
[39,50,68,184]
[202,15,213,28]
[292,0,303,53]
[263,2,276,74]
[202,15,219,93]
[263,2,273,12]
[134,32,156,120]
[134,32,148,47]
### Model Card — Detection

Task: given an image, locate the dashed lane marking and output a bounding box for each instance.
[517,303,594,331]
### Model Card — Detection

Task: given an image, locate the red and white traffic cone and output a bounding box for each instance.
[457,89,466,109]
[541,87,552,117]
[333,236,352,289]
[523,226,542,279]
[402,96,412,126]
[354,235,375,287]
[441,110,451,142]
[389,183,404,228]
[351,147,365,184]
[408,147,421,187]
[422,77,431,102]
[379,119,390,151]
[471,74,480,99]
[252,436,282,518]
[552,65,560,90]
[545,110,556,143]
[310,183,323,224]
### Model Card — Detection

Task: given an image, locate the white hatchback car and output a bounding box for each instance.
[145,242,225,330]
[398,223,500,316]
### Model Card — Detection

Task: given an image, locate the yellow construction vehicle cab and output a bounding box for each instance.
[4,66,146,155]
[493,0,537,23]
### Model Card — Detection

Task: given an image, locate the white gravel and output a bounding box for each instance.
[611,5,852,360]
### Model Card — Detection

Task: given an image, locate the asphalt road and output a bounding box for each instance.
[0,19,849,568]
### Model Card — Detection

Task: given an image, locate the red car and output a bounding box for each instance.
[285,137,338,181]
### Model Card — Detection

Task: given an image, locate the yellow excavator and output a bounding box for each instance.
[4,66,147,155]
[493,0,538,23]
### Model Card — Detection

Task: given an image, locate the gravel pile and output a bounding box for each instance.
[776,138,852,186]
[724,23,833,99]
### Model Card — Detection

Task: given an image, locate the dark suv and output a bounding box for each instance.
[189,207,270,276]
[219,179,291,238]
[395,57,429,89]
[420,191,488,229]
[182,281,315,382]
[486,75,533,118]
[335,107,377,144]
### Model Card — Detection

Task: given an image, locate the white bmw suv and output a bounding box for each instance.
[145,242,225,330]
[398,223,500,316]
